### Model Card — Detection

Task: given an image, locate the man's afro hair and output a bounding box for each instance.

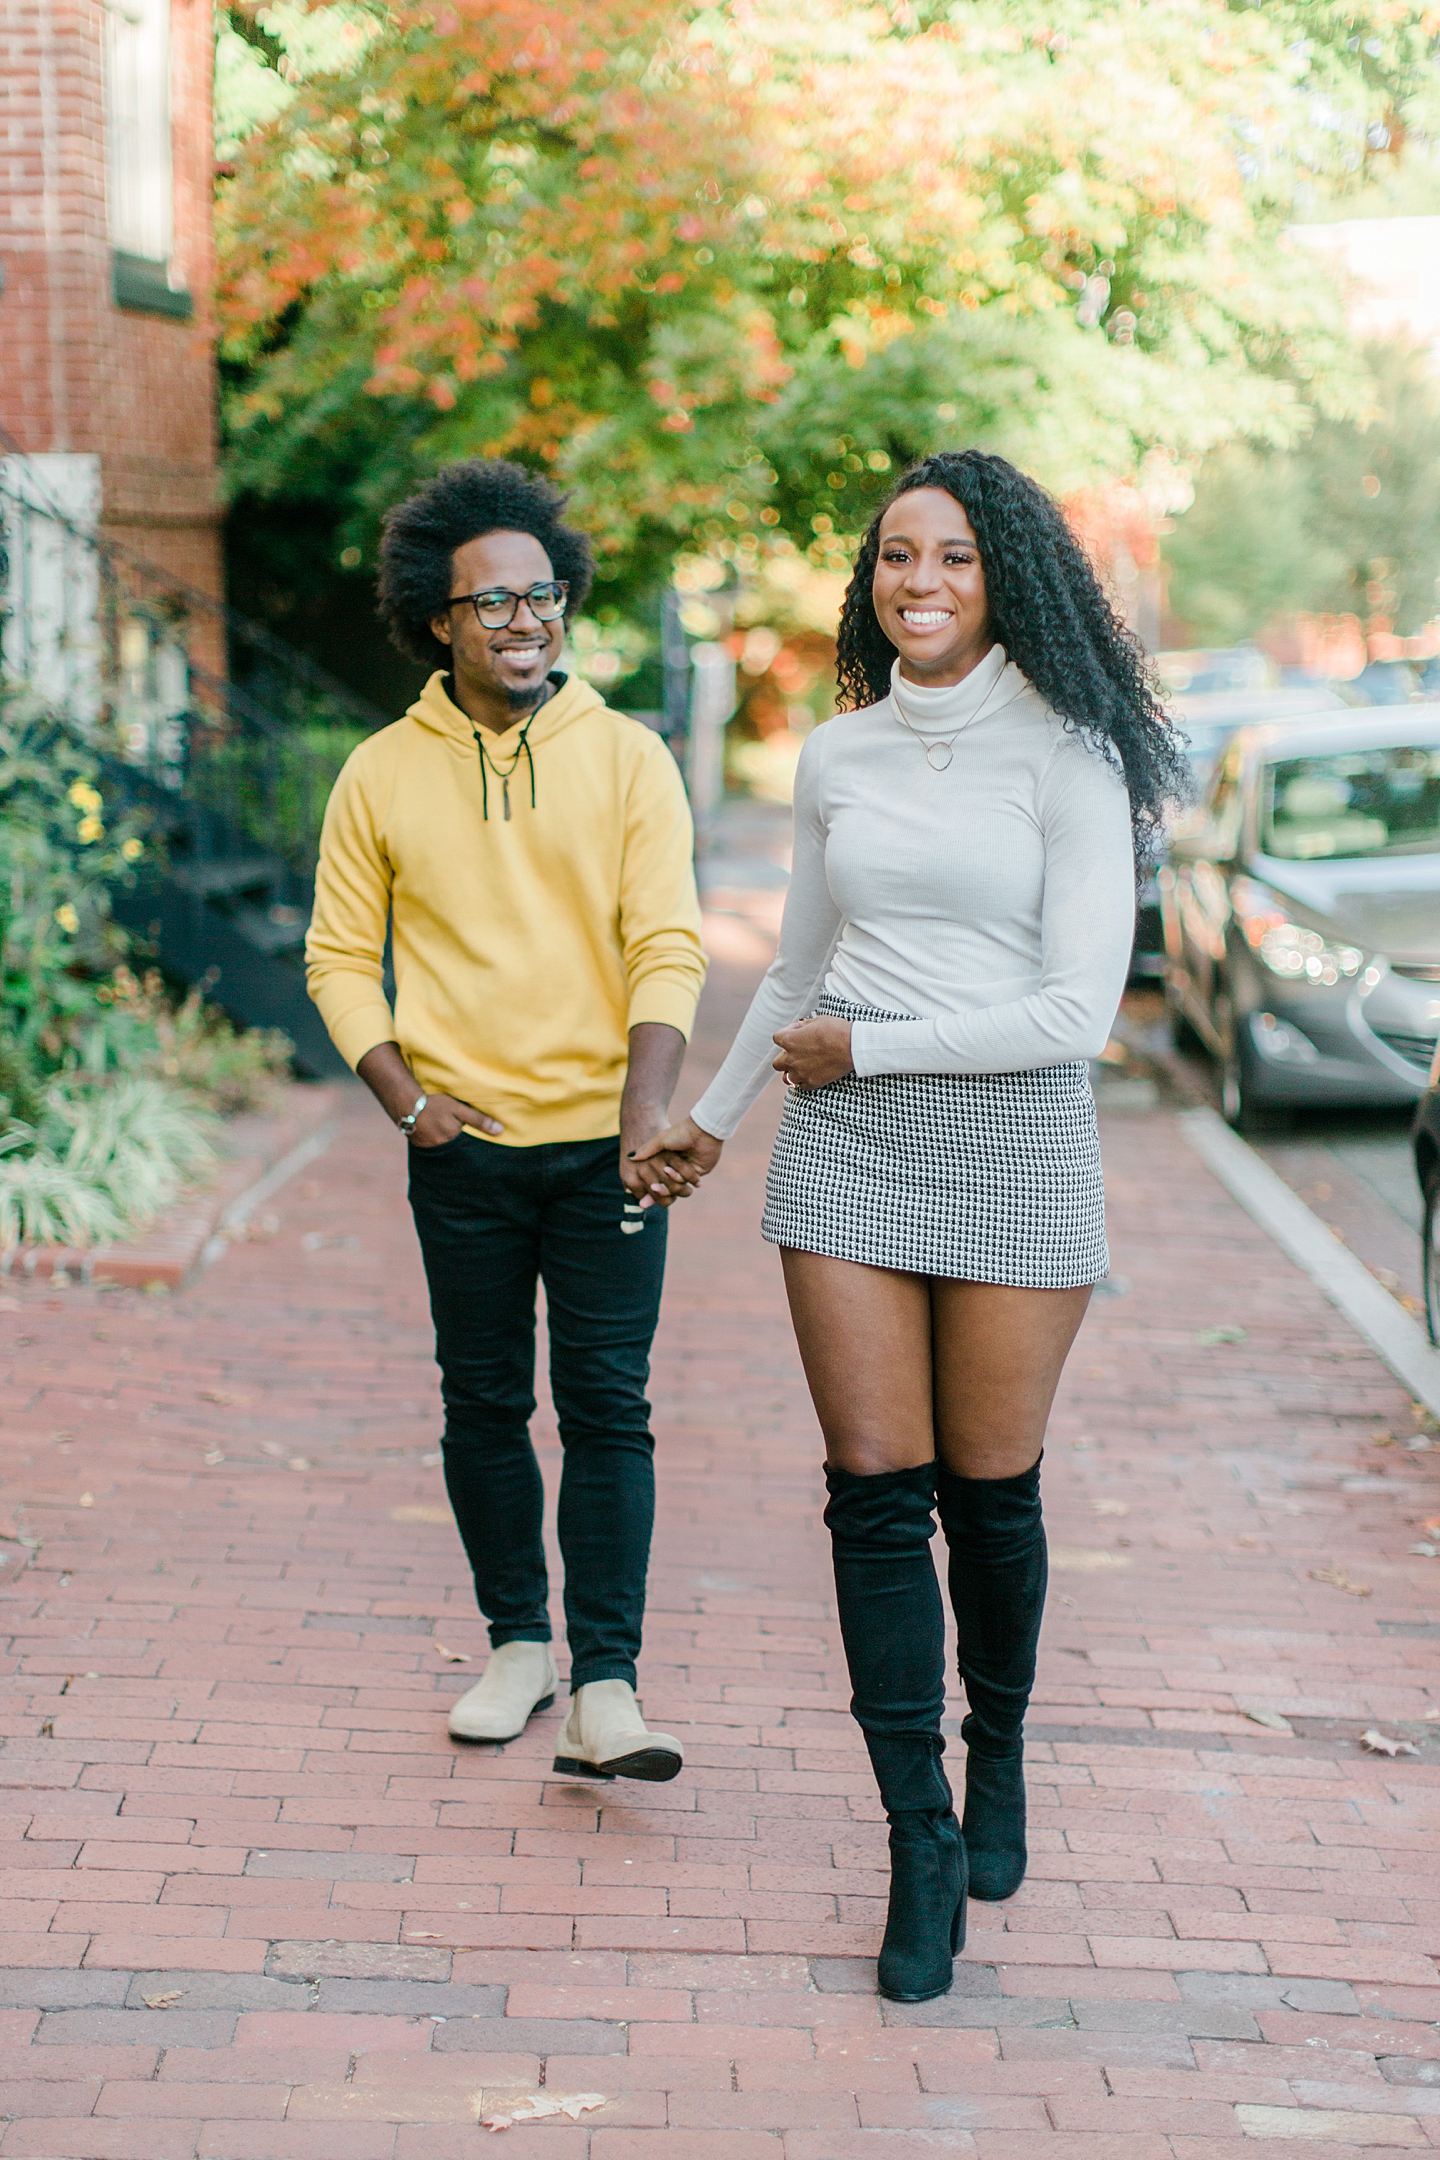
[377,458,595,669]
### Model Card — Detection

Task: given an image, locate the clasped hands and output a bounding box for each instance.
[629,1014,854,1203]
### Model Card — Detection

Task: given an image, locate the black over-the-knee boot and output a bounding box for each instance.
[934,1458,1046,1903]
[823,1464,967,2001]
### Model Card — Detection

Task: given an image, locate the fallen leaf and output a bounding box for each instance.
[203,1451,225,1466]
[1236,1534,1257,1548]
[1370,1432,1395,1447]
[1195,1324,1247,1346]
[1425,1708,1440,1721]
[1360,1727,1418,1757]
[199,1390,247,1406]
[287,1457,312,1472]
[1241,1707,1294,1735]
[479,2093,606,2132]
[142,1990,182,2009]
[1049,1547,1131,1572]
[390,1505,452,1524]
[1309,1567,1371,1597]
[1425,1519,1440,1535]
[78,1493,94,1508]
[1407,1543,1438,1559]
[260,1442,285,1458]
[405,1931,439,1940]
[434,1644,472,1663]
[1093,1499,1129,1517]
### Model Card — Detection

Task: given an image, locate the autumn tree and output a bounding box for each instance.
[216,0,1438,687]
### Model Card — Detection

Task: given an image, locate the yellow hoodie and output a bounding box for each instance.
[305,671,707,1146]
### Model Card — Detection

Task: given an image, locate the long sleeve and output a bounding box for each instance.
[690,730,843,1138]
[619,736,708,1037]
[305,744,399,1071]
[849,732,1135,1078]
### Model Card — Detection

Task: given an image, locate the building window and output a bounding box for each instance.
[105,0,192,319]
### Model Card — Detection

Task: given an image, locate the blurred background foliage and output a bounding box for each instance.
[214,0,1440,707]
[1163,343,1440,646]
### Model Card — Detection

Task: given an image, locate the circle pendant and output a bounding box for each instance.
[925,741,955,772]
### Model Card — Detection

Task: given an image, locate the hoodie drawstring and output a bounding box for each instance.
[473,712,539,822]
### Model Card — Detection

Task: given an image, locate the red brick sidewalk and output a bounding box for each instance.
[2,947,1439,2157]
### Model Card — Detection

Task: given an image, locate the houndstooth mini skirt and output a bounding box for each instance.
[761,995,1109,1287]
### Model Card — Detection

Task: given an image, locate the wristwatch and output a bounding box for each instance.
[397,1093,427,1135]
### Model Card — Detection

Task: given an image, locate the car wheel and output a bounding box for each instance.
[1424,1172,1440,1348]
[1220,1023,1291,1136]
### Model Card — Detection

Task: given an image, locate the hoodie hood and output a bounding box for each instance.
[407,669,607,753]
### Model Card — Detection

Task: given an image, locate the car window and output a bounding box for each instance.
[1261,742,1440,859]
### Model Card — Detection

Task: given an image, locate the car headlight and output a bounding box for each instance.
[1230,877,1364,988]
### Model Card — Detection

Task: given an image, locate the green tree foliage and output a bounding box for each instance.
[1164,344,1440,644]
[215,0,1438,669]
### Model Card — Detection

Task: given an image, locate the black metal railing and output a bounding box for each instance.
[0,426,384,1068]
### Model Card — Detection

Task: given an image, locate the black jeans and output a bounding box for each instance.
[407,1132,667,1690]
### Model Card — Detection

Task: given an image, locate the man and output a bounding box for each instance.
[306,458,706,1781]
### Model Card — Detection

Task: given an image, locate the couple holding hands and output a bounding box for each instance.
[305,448,1183,2003]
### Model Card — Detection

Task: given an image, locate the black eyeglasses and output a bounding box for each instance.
[447,580,569,630]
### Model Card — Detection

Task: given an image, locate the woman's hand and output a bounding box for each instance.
[628,1115,724,1205]
[772,1016,854,1089]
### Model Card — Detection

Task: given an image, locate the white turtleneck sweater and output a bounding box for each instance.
[691,645,1136,1140]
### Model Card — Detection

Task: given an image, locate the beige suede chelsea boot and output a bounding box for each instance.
[552,1679,682,1782]
[448,1641,558,1743]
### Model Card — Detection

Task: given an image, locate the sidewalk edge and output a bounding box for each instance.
[198,1117,343,1273]
[1178,1105,1440,1420]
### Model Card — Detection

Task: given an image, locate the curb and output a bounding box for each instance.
[1179,1105,1440,1421]
[1,1082,343,1292]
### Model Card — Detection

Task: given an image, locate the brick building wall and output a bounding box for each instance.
[0,0,222,647]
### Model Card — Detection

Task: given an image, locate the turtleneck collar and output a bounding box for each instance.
[888,643,1013,736]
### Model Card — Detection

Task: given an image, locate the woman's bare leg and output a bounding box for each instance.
[930,1281,1092,1476]
[780,1248,935,1472]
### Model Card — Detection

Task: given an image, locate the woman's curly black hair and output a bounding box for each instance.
[377,457,595,670]
[835,449,1190,861]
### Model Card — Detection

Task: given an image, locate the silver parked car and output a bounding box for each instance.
[1160,707,1440,1130]
[1130,686,1347,981]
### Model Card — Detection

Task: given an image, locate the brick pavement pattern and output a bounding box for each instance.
[2,944,1439,2156]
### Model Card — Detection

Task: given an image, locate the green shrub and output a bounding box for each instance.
[0,1077,217,1248]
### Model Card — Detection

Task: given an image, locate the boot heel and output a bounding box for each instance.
[551,1754,615,1780]
[951,1880,968,1956]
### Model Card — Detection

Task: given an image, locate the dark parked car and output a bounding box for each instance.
[1159,706,1440,1130]
[1130,685,1347,981]
[1417,1067,1440,1343]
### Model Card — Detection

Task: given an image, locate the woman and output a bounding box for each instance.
[636,449,1187,2003]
